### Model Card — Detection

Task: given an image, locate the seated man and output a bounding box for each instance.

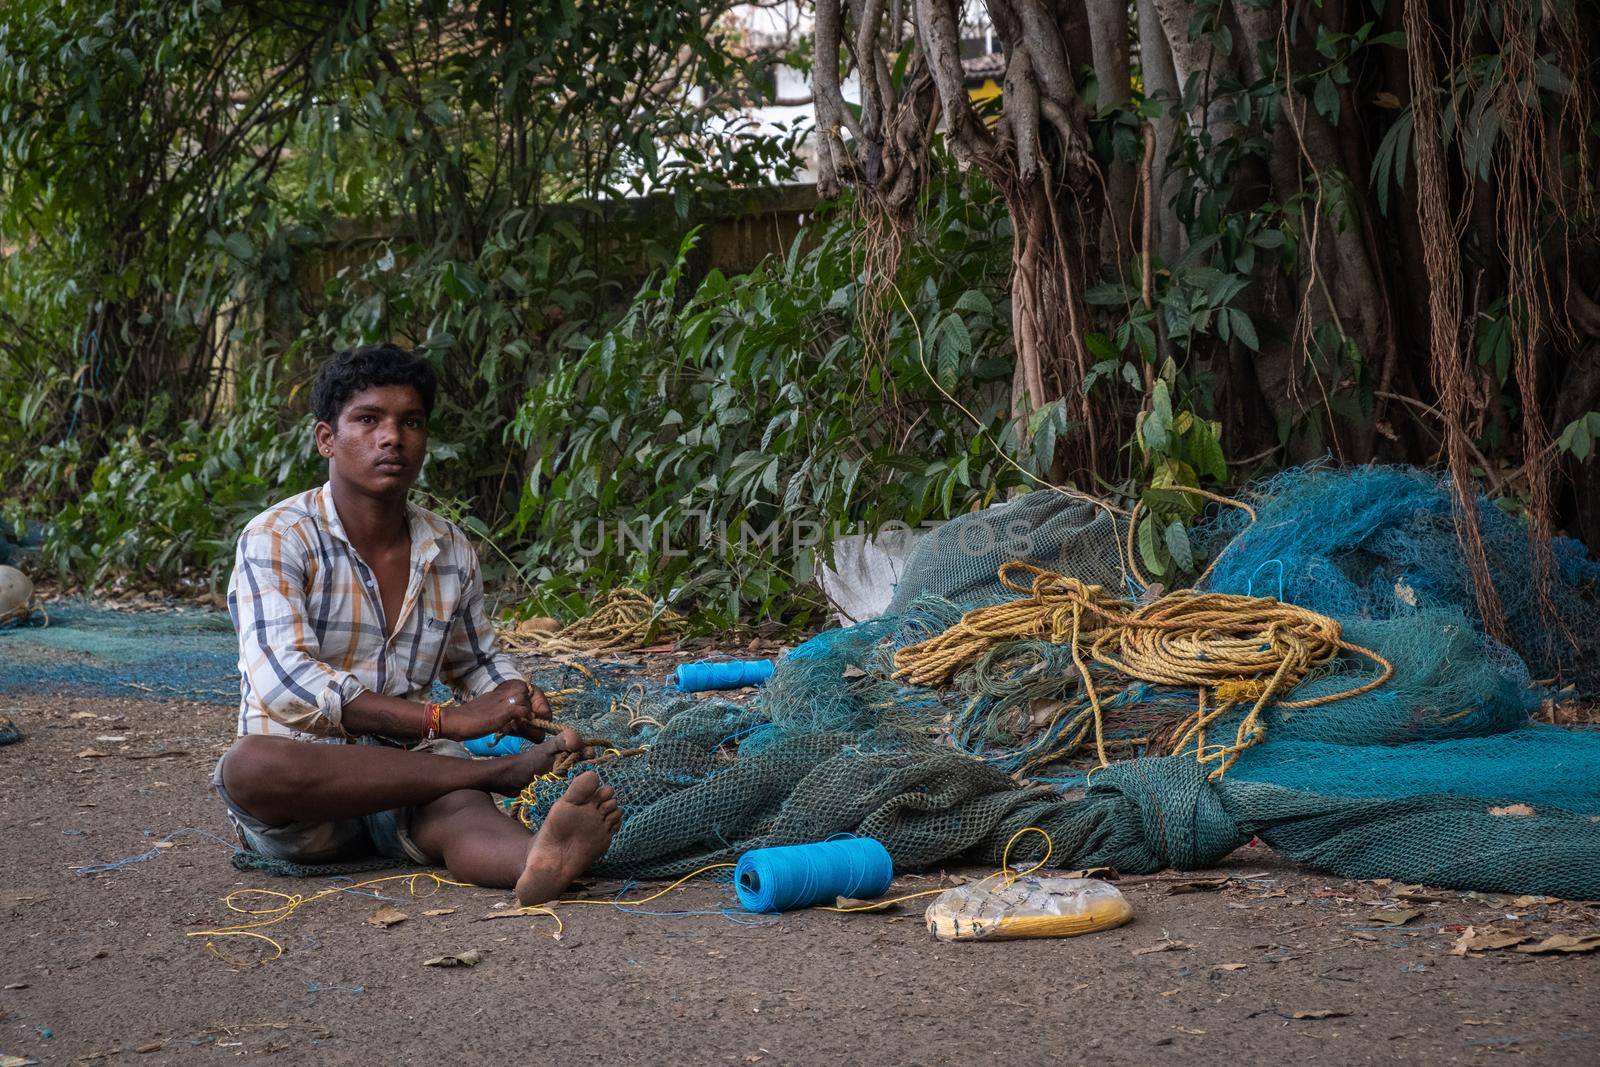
[215,344,619,905]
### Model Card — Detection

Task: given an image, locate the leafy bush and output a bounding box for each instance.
[509,179,1026,627]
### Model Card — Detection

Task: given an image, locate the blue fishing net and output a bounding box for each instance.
[0,602,241,702]
[1196,465,1600,691]
[533,466,1600,897]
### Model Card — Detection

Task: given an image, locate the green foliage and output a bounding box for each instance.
[0,0,800,591]
[508,178,1022,626]
[1132,377,1227,580]
[1558,413,1600,463]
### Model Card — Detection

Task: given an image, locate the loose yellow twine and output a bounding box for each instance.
[190,830,1065,963]
[893,561,1393,779]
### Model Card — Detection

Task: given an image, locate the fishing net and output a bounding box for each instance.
[885,489,1129,613]
[529,466,1600,899]
[0,602,241,702]
[1195,464,1600,690]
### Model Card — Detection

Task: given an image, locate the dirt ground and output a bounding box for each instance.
[3,691,1598,1067]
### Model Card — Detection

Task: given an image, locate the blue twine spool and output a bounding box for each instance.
[734,837,894,913]
[675,658,776,692]
[463,734,531,757]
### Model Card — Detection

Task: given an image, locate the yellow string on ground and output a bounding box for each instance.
[187,871,485,966]
[893,561,1393,779]
[500,589,686,655]
[191,830,1078,962]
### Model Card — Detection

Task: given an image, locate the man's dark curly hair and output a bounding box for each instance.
[311,344,437,426]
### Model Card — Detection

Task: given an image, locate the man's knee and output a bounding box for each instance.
[417,788,495,823]
[220,735,305,819]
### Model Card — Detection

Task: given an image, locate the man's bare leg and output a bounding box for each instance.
[220,730,585,827]
[408,771,622,905]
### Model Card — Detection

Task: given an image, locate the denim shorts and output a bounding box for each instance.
[210,739,474,865]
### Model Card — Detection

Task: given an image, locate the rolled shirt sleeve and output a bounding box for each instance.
[229,525,366,737]
[438,549,523,699]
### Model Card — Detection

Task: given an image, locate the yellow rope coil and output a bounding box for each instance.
[500,589,686,655]
[893,561,1393,779]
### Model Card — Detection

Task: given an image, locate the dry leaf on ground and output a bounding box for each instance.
[1291,1009,1350,1020]
[1366,908,1423,927]
[366,905,408,928]
[1514,933,1600,955]
[834,896,902,912]
[1450,926,1528,955]
[423,949,483,967]
[1133,939,1192,956]
[1061,867,1116,880]
[1213,962,1248,972]
[422,908,456,917]
[1167,877,1231,895]
[1391,884,1449,902]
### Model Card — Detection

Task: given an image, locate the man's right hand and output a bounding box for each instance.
[443,681,547,743]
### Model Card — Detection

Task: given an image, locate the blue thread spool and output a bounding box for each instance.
[734,837,894,913]
[675,658,775,693]
[463,734,531,757]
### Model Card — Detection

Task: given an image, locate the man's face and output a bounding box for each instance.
[314,384,428,498]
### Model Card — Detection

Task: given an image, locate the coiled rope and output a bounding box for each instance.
[500,589,686,655]
[893,561,1392,778]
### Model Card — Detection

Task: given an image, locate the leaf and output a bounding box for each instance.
[1313,76,1340,123]
[1084,281,1135,306]
[423,949,483,967]
[1515,933,1600,955]
[834,896,903,912]
[1450,926,1528,956]
[1213,962,1248,972]
[422,908,457,917]
[1166,876,1229,894]
[1365,908,1422,927]
[953,289,992,315]
[1291,1009,1350,1021]
[1137,516,1168,578]
[1084,331,1118,363]
[940,313,973,357]
[1229,309,1260,352]
[223,233,254,260]
[1133,939,1192,956]
[367,905,409,928]
[1164,520,1195,573]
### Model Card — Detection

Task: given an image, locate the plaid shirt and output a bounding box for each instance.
[227,484,521,741]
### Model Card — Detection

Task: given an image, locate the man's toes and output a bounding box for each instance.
[595,783,615,803]
[562,769,601,805]
[606,811,622,832]
[599,798,619,817]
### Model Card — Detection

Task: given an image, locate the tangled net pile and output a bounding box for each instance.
[512,466,1600,899]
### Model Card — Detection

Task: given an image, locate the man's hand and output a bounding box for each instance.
[443,680,552,743]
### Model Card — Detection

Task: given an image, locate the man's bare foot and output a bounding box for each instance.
[483,727,586,794]
[514,771,622,905]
